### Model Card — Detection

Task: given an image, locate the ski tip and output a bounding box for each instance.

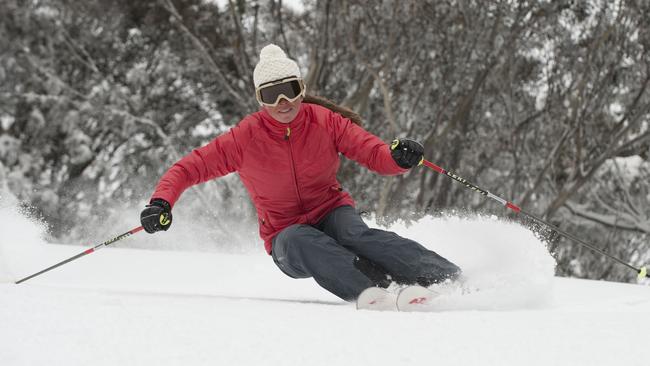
[396,285,439,312]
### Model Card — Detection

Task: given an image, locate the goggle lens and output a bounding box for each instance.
[258,79,303,105]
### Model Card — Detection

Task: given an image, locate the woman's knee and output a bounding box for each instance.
[272,225,314,278]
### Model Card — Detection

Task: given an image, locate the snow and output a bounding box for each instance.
[605,155,646,180]
[208,0,305,13]
[1,196,650,365]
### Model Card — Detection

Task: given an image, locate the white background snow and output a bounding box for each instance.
[1,192,649,366]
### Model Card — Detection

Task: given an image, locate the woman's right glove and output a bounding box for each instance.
[390,138,424,169]
[140,198,173,233]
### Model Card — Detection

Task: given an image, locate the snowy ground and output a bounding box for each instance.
[1,197,649,365]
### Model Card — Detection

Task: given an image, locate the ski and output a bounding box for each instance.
[396,285,440,312]
[356,287,398,311]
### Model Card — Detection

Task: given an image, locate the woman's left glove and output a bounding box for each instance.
[140,198,173,233]
[390,139,424,169]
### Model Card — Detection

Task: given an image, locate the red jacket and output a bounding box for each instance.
[151,103,407,254]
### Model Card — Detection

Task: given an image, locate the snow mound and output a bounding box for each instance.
[377,214,557,310]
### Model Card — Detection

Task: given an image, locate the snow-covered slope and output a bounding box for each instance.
[1,197,649,365]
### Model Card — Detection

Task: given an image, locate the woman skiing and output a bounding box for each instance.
[140,44,460,301]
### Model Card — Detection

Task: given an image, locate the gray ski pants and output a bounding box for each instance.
[271,205,461,301]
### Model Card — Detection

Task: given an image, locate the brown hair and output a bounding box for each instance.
[303,94,364,126]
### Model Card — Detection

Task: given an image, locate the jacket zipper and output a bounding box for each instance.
[285,127,305,213]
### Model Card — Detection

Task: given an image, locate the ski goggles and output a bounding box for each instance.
[255,77,306,107]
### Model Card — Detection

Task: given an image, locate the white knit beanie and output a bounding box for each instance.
[253,44,301,88]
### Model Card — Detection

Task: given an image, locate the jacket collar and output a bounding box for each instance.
[257,103,307,138]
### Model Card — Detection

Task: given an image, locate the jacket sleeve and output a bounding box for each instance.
[328,110,408,176]
[150,128,244,207]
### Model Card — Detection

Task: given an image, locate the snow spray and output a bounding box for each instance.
[376,214,557,310]
[0,189,51,283]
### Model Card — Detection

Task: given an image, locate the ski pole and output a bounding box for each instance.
[420,159,649,280]
[14,226,144,284]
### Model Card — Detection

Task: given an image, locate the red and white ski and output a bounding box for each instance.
[356,287,398,311]
[396,285,440,312]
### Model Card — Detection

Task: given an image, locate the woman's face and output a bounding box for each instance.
[264,96,303,124]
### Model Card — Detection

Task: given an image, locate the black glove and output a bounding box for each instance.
[140,198,173,233]
[390,138,424,169]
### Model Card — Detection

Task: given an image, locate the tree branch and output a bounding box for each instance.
[159,0,254,112]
